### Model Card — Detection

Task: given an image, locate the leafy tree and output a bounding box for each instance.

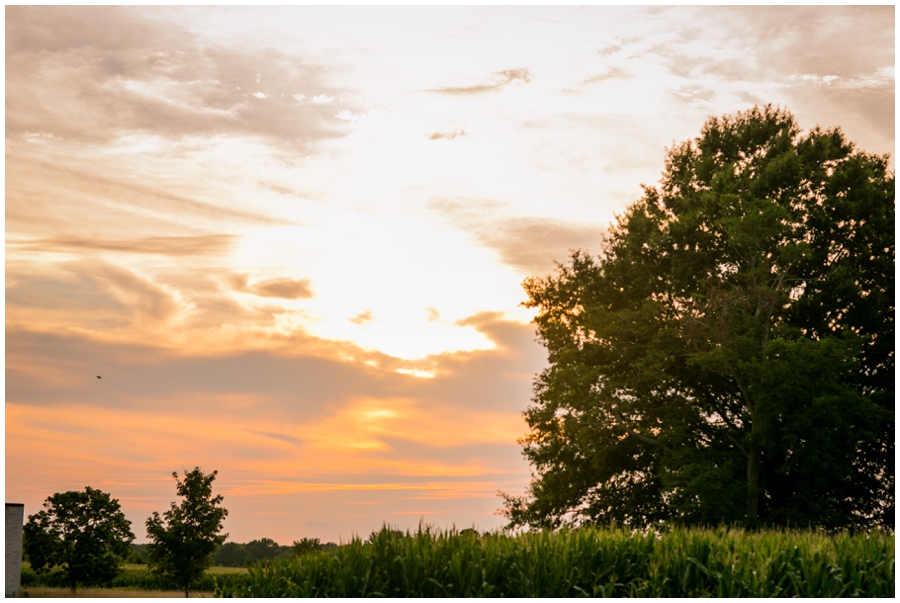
[127,543,150,564]
[212,541,248,567]
[291,537,322,556]
[146,468,229,597]
[23,487,135,593]
[243,538,285,563]
[212,538,332,566]
[502,106,893,531]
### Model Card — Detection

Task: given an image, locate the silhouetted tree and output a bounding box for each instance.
[24,487,134,594]
[291,537,322,556]
[502,106,894,531]
[243,538,283,564]
[212,541,248,567]
[146,468,228,597]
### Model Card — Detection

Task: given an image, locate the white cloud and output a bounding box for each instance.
[838,65,894,89]
[788,68,892,90]
[395,368,436,379]
[253,91,268,99]
[336,109,366,122]
[312,94,335,104]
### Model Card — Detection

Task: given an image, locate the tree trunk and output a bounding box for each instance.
[747,440,760,525]
[185,587,190,598]
[70,579,77,595]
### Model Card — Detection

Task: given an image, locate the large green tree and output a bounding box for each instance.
[23,487,135,594]
[146,468,229,597]
[502,106,893,531]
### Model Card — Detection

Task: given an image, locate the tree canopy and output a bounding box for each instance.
[23,487,135,593]
[146,468,229,597]
[502,106,894,531]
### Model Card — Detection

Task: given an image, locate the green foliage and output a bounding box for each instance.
[213,542,251,567]
[244,538,281,561]
[211,538,337,567]
[502,105,894,531]
[22,564,250,592]
[291,537,323,557]
[126,543,149,564]
[146,468,229,596]
[214,525,894,597]
[23,487,135,593]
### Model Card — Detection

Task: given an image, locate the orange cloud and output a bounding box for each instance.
[231,274,314,299]
[349,310,374,325]
[8,234,237,257]
[6,395,530,542]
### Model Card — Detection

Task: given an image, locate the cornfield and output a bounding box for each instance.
[214,525,894,597]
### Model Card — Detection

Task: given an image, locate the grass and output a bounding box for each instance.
[204,566,249,575]
[21,586,211,598]
[121,564,248,574]
[21,564,250,595]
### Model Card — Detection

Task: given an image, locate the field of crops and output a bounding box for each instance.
[216,526,894,598]
[21,564,249,593]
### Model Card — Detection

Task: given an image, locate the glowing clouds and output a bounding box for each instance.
[231,274,314,299]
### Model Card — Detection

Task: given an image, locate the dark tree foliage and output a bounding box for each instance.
[211,538,336,567]
[212,541,250,567]
[146,468,229,597]
[242,537,282,563]
[291,537,323,556]
[23,487,135,593]
[127,543,149,564]
[502,106,894,531]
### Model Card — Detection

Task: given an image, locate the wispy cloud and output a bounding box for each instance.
[429,68,532,95]
[785,66,894,90]
[231,274,315,300]
[349,310,374,325]
[6,156,287,233]
[6,6,350,149]
[428,130,467,140]
[579,67,632,86]
[429,198,604,276]
[9,234,236,257]
[6,310,540,537]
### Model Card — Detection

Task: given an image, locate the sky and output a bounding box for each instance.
[5,6,894,545]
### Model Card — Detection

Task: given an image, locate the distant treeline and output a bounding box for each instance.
[129,537,337,567]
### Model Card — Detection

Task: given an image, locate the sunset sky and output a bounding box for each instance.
[5,6,894,544]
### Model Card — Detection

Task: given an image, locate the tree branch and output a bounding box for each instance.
[609,405,671,451]
[576,394,671,452]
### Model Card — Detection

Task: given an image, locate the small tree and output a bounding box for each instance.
[291,537,321,556]
[23,487,134,594]
[146,468,228,597]
[243,537,284,564]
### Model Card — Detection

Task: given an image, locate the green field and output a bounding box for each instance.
[220,526,894,598]
[20,527,894,597]
[21,563,249,596]
[21,586,211,598]
[122,564,249,575]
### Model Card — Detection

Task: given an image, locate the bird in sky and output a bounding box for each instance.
[97,375,102,379]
